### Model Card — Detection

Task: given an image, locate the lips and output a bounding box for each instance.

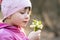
[23,21,28,23]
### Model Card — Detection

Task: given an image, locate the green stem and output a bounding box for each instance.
[34,26,41,32]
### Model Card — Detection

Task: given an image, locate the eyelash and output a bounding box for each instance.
[20,12,31,15]
[20,12,24,14]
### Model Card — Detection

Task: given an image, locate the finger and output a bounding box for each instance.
[35,30,41,34]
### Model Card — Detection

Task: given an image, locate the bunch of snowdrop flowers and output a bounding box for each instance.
[30,19,43,31]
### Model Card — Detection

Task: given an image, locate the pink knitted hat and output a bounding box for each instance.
[1,0,32,20]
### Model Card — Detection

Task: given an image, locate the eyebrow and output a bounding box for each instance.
[24,7,31,11]
[17,7,31,13]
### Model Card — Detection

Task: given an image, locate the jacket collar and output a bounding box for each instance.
[0,23,21,33]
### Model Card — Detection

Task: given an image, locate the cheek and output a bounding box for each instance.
[11,13,23,24]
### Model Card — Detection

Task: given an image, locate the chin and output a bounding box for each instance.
[22,25,27,28]
[18,23,27,28]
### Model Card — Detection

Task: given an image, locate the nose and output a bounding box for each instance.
[25,13,30,20]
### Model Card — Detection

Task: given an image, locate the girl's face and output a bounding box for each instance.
[10,7,31,27]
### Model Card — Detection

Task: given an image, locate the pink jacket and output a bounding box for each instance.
[0,23,29,40]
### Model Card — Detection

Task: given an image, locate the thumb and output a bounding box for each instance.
[35,30,41,34]
[35,30,41,37]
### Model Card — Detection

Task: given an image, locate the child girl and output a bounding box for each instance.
[0,0,40,40]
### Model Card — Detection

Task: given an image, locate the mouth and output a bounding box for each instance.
[23,21,28,24]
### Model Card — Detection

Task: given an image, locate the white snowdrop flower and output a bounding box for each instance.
[37,24,43,29]
[30,25,36,28]
[36,21,39,25]
[40,24,43,29]
[32,22,35,25]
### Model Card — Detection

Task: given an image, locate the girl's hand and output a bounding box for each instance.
[28,30,41,40]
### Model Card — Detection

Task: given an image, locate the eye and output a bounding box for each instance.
[18,9,25,14]
[20,12,25,14]
[19,11,25,14]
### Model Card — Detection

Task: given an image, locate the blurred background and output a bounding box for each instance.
[0,0,60,40]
